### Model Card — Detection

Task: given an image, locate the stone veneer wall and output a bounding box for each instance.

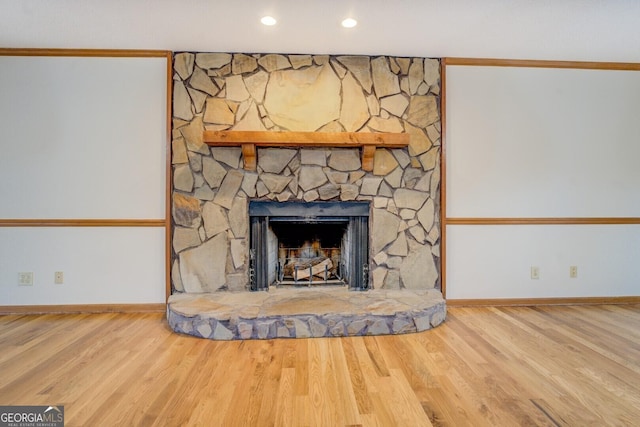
[171,53,441,294]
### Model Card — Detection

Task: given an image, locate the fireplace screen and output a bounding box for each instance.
[249,201,370,291]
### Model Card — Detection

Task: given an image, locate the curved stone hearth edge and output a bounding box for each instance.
[167,288,446,340]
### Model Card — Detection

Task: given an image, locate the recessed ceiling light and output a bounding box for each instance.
[261,16,277,26]
[341,18,357,28]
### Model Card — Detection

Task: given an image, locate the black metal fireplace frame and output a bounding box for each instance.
[249,201,370,291]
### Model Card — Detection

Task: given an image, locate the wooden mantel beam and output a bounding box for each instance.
[202,130,410,171]
[203,130,409,147]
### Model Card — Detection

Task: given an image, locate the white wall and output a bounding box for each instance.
[446,65,640,218]
[0,56,167,219]
[446,64,640,299]
[0,227,166,305]
[446,225,640,299]
[0,54,168,306]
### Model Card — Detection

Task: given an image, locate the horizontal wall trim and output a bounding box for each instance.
[0,48,171,58]
[0,219,166,227]
[446,217,640,225]
[444,57,640,71]
[0,303,166,315]
[447,296,640,307]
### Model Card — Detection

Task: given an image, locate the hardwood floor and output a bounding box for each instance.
[1,305,639,426]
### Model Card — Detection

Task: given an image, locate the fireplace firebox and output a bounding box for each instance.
[249,201,370,291]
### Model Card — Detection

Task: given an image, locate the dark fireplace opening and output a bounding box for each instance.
[270,221,347,286]
[249,201,370,291]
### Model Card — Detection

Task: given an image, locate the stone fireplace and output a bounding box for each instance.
[167,52,445,339]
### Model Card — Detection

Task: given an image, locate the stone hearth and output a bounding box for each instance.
[167,288,445,340]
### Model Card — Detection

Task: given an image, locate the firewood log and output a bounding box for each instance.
[295,258,333,280]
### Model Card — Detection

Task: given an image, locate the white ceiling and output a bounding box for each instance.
[2,0,640,62]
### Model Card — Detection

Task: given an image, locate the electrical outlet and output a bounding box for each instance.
[570,266,578,278]
[531,266,540,280]
[19,272,33,286]
[54,271,64,284]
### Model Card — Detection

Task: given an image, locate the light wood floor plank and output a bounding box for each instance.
[1,305,639,425]
[465,306,638,425]
[460,307,604,423]
[341,338,375,415]
[274,367,296,427]
[329,339,365,424]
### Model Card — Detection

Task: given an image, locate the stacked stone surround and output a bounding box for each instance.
[171,52,442,295]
